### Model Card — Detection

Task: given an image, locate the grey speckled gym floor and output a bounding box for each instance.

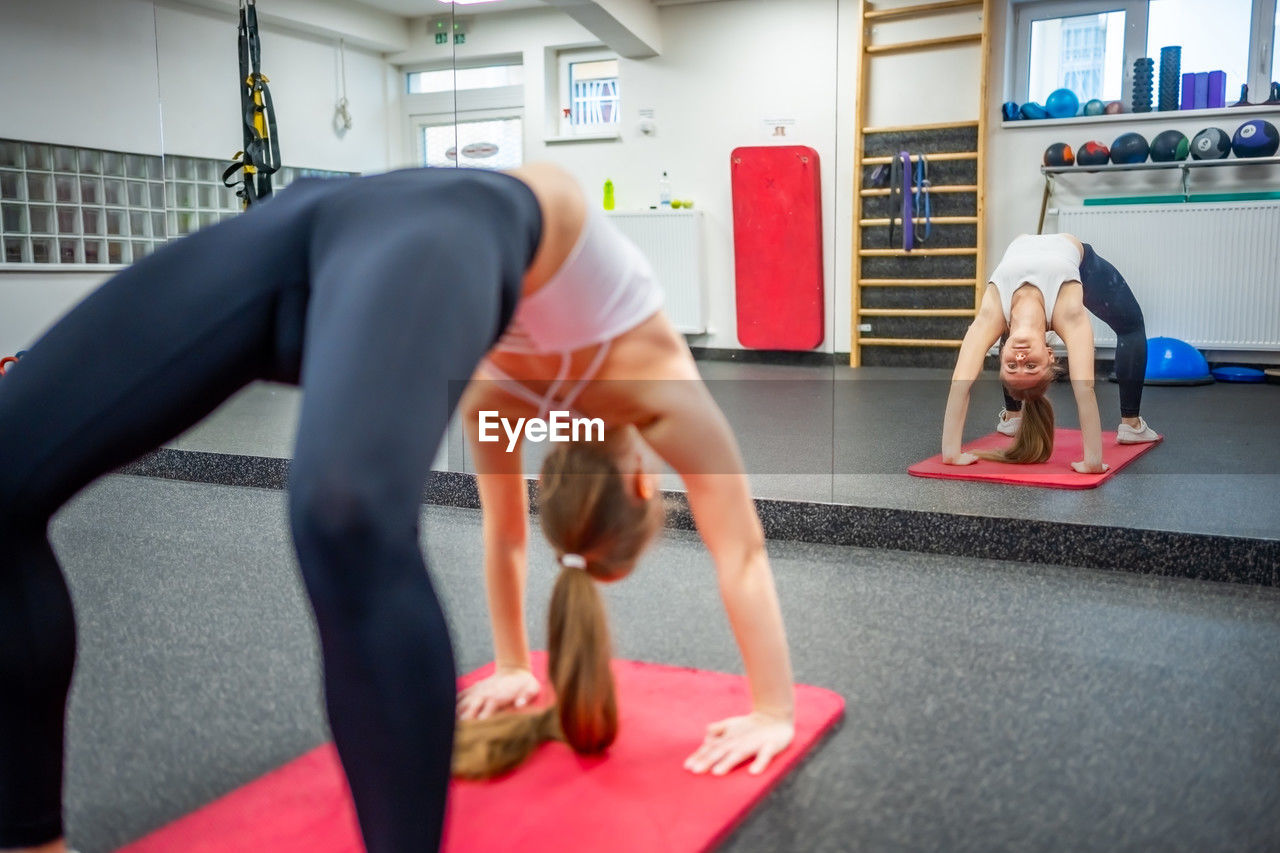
[53,476,1280,852]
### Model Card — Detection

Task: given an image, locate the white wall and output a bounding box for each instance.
[0,0,165,155]
[392,1,845,353]
[153,1,395,172]
[0,0,400,355]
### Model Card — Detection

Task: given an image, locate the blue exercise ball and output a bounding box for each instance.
[1045,88,1080,118]
[1145,336,1213,385]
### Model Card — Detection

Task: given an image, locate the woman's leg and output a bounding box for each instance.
[0,186,320,848]
[287,182,527,852]
[1078,244,1147,419]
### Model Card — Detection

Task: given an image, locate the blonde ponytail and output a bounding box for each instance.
[977,371,1059,464]
[548,561,618,753]
[451,441,664,778]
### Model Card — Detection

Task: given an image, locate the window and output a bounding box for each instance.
[1028,11,1126,103]
[1147,0,1253,104]
[568,59,620,126]
[407,64,523,94]
[556,49,620,135]
[403,61,525,170]
[1272,3,1278,81]
[421,116,524,170]
[1012,0,1277,111]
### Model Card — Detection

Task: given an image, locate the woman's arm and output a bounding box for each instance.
[942,288,1006,463]
[639,384,796,773]
[456,382,540,718]
[1055,297,1106,472]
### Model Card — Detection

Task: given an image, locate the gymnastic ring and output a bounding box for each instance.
[0,356,18,376]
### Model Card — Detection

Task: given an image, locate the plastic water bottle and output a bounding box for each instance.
[658,171,672,208]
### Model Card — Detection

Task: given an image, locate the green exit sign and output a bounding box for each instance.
[435,32,447,44]
[454,33,466,45]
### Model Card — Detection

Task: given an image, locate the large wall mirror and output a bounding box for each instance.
[136,0,848,503]
[11,1,1273,533]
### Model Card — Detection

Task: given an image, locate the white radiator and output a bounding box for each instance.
[1056,203,1280,351]
[606,210,706,334]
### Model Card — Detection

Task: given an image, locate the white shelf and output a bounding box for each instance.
[0,263,127,273]
[543,132,622,144]
[1041,155,1280,176]
[1002,102,1280,131]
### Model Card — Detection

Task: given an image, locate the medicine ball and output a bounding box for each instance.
[1232,120,1279,158]
[1104,101,1124,115]
[1110,132,1150,164]
[1045,88,1080,118]
[1043,143,1074,166]
[1190,127,1231,160]
[1149,129,1189,162]
[1082,99,1106,116]
[1076,140,1111,167]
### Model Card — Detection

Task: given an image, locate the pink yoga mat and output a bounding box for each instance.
[119,654,844,852]
[908,429,1161,489]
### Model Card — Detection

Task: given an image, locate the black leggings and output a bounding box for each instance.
[1003,243,1147,418]
[0,167,539,850]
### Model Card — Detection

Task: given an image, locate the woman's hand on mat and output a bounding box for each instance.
[684,711,795,776]
[943,452,979,466]
[456,666,541,720]
[1070,460,1110,474]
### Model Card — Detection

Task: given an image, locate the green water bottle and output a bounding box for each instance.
[603,179,615,211]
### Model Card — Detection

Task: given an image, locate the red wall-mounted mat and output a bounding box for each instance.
[730,145,825,350]
[118,654,845,853]
[908,429,1161,489]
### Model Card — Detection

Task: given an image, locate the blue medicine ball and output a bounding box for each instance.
[1082,98,1106,116]
[1232,120,1279,158]
[1110,132,1150,164]
[1045,88,1080,118]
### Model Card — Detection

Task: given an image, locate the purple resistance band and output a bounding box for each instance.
[899,150,914,252]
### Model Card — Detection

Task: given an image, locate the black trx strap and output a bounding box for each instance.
[887,152,902,249]
[222,0,281,209]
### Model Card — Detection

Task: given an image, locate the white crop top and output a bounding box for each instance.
[987,233,1082,325]
[479,208,665,417]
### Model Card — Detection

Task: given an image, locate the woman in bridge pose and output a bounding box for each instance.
[941,232,1159,471]
[0,162,792,853]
